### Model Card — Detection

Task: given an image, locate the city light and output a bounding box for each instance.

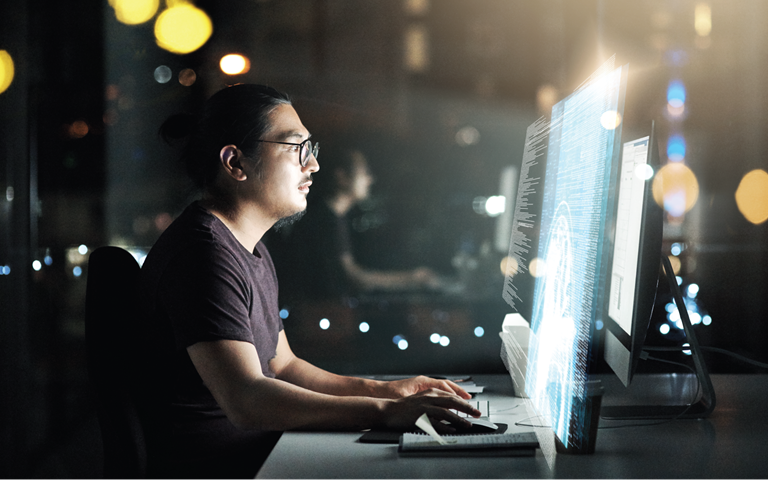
[735,169,768,225]
[667,135,686,162]
[667,80,686,108]
[155,4,213,54]
[485,196,506,217]
[111,0,159,25]
[652,163,699,216]
[695,3,712,37]
[319,318,330,330]
[359,322,370,333]
[600,110,622,130]
[220,54,250,75]
[154,65,172,84]
[0,50,15,95]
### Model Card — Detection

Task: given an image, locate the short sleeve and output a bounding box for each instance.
[159,241,254,350]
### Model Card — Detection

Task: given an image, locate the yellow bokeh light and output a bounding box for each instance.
[0,50,15,95]
[112,0,159,25]
[735,169,768,225]
[500,256,519,277]
[155,4,213,55]
[220,54,250,75]
[695,3,712,37]
[529,258,546,278]
[600,110,622,130]
[652,163,699,217]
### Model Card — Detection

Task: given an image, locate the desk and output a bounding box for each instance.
[257,374,768,478]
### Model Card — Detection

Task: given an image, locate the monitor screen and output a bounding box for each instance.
[604,132,663,387]
[523,64,627,450]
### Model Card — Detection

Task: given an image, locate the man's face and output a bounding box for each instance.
[247,104,319,222]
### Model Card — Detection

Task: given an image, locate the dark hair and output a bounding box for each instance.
[159,84,292,190]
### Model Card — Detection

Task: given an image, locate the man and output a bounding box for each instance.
[140,84,479,478]
[275,147,440,302]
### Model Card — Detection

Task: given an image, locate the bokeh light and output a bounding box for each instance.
[667,80,686,108]
[455,126,480,146]
[69,120,89,139]
[735,169,768,225]
[111,0,159,25]
[0,50,15,95]
[154,65,172,83]
[634,163,654,180]
[600,110,622,130]
[484,195,505,217]
[529,257,546,278]
[667,134,686,162]
[155,4,213,55]
[404,24,429,72]
[500,256,518,276]
[652,163,699,216]
[319,318,330,330]
[536,84,558,114]
[695,3,712,37]
[178,68,197,86]
[220,54,250,75]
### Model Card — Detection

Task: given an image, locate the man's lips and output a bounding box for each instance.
[299,181,312,192]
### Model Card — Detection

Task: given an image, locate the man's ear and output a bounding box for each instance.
[219,145,248,181]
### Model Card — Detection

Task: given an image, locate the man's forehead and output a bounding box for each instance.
[268,104,310,140]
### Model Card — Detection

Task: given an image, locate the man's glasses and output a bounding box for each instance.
[253,138,319,167]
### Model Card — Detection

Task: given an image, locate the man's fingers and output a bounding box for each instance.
[420,392,481,418]
[444,380,472,399]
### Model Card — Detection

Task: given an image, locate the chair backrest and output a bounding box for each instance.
[85,246,147,479]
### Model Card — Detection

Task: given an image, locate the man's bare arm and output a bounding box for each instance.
[269,330,471,400]
[187,338,479,433]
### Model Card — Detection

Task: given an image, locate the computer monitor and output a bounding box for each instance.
[522,62,627,451]
[600,125,716,419]
[603,131,663,388]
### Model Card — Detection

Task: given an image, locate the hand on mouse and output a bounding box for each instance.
[381,388,481,433]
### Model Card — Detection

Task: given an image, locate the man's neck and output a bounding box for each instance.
[200,199,272,253]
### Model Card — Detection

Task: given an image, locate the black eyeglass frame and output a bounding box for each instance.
[253,138,319,167]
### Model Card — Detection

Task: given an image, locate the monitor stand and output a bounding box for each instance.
[601,255,716,420]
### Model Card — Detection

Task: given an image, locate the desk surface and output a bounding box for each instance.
[257,374,768,479]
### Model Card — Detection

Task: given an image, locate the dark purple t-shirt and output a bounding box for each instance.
[140,201,283,477]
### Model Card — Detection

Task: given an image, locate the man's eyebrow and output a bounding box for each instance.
[275,131,311,142]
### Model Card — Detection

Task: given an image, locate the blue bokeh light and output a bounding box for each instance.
[667,135,686,162]
[667,80,686,107]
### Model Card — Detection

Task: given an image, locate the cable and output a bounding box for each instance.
[598,355,700,429]
[644,345,768,370]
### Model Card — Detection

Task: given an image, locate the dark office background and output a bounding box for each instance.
[1,0,767,477]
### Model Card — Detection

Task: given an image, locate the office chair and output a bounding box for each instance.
[85,246,147,479]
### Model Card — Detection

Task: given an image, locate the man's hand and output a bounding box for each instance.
[377,375,472,400]
[382,388,481,433]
